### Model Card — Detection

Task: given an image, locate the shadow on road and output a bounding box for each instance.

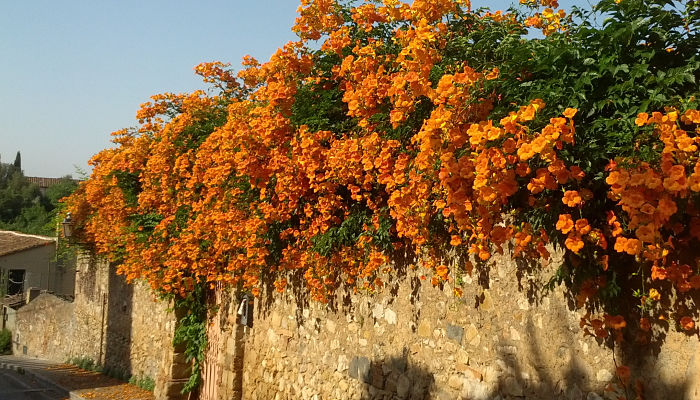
[0,355,154,400]
[0,367,68,400]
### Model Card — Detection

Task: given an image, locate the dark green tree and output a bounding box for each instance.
[13,151,21,170]
[0,157,78,235]
[0,164,40,224]
[45,176,79,208]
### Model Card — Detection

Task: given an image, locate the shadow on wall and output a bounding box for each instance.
[347,322,694,400]
[356,352,435,400]
[486,316,692,400]
[79,256,134,380]
[250,247,698,399]
[103,263,134,379]
[259,267,310,328]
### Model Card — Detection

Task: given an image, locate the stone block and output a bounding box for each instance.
[446,324,464,344]
[372,304,384,320]
[371,364,384,389]
[396,374,411,399]
[326,319,337,334]
[463,379,491,400]
[348,356,371,383]
[164,381,187,398]
[410,342,422,355]
[503,376,523,397]
[384,308,397,325]
[170,362,192,380]
[389,357,407,373]
[596,369,613,382]
[479,290,493,311]
[337,354,349,372]
[456,348,469,365]
[509,326,521,341]
[448,374,464,389]
[417,320,432,338]
[464,366,483,382]
[271,311,282,328]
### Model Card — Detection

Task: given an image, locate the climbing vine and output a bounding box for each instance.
[171,282,208,393]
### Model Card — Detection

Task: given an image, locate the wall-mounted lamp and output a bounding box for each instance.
[61,212,73,239]
[237,294,253,328]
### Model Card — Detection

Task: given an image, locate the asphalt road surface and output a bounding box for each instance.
[0,368,67,400]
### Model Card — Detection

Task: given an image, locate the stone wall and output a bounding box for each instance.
[214,253,700,400]
[12,293,74,357]
[12,248,699,399]
[13,252,186,399]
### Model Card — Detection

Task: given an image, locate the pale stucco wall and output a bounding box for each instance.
[0,244,75,296]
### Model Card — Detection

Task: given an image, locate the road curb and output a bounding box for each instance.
[1,361,71,395]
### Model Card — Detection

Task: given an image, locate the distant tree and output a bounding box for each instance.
[45,176,78,208]
[0,165,39,223]
[13,151,21,170]
[0,161,15,188]
[0,159,78,235]
[8,204,51,234]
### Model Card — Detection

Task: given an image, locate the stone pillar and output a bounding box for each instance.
[154,306,190,400]
[228,324,245,400]
[216,292,246,400]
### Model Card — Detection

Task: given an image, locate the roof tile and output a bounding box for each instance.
[0,231,55,257]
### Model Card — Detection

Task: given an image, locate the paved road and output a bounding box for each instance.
[0,368,67,400]
[0,355,154,400]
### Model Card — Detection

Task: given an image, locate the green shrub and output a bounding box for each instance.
[67,356,101,372]
[129,375,156,391]
[0,329,11,354]
[104,365,130,381]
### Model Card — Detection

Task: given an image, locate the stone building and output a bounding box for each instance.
[1,230,75,332]
[0,230,75,297]
[12,252,189,399]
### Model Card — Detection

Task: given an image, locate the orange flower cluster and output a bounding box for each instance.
[581,312,627,343]
[520,0,568,36]
[64,0,699,337]
[606,110,700,289]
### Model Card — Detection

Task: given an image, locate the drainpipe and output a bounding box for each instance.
[99,292,106,365]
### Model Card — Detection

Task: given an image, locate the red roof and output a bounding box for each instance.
[0,231,55,257]
[25,177,79,188]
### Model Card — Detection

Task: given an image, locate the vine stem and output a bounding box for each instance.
[611,339,631,400]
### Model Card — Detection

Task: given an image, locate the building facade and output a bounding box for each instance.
[1,230,75,332]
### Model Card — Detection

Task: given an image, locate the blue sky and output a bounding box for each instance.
[0,0,583,178]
